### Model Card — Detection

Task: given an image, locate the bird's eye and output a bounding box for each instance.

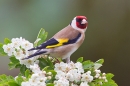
[76,18,82,22]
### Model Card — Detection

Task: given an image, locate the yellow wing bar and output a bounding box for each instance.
[46,38,69,48]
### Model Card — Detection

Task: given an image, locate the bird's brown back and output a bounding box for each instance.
[53,25,80,40]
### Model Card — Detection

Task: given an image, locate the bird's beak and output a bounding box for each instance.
[81,19,87,24]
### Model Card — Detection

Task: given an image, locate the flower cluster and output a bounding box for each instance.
[21,64,52,86]
[54,62,93,86]
[18,61,108,86]
[0,29,117,86]
[3,37,39,68]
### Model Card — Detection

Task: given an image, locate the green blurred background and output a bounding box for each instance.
[0,0,129,85]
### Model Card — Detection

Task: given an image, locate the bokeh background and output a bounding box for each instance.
[0,0,129,85]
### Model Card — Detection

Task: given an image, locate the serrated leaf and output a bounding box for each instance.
[8,62,16,70]
[106,73,114,81]
[9,56,19,64]
[36,28,48,46]
[82,60,94,69]
[0,43,7,56]
[0,43,4,51]
[25,69,31,79]
[15,64,22,68]
[20,65,27,76]
[15,75,24,85]
[4,38,11,44]
[37,28,45,38]
[94,63,102,69]
[38,58,49,69]
[8,57,20,70]
[95,59,104,64]
[77,57,83,63]
[102,73,118,86]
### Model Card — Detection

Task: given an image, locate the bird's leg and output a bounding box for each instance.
[55,58,60,63]
[66,57,70,63]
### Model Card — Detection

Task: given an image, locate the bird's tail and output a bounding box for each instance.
[28,47,37,51]
[28,46,43,51]
[22,51,47,60]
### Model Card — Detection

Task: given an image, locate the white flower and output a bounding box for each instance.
[80,82,89,86]
[11,38,21,49]
[21,41,33,51]
[68,61,76,69]
[81,71,93,82]
[66,72,74,81]
[55,62,71,72]
[54,63,61,71]
[59,62,68,72]
[95,73,100,78]
[13,49,25,60]
[20,58,38,68]
[47,72,52,75]
[95,69,101,74]
[3,44,15,56]
[54,62,66,72]
[67,69,81,82]
[47,76,52,80]
[71,83,78,86]
[21,64,47,86]
[54,78,69,86]
[30,64,41,73]
[21,82,31,86]
[75,62,84,73]
[55,71,66,79]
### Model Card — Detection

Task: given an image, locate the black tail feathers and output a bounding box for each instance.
[22,51,47,60]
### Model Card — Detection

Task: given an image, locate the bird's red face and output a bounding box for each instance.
[76,16,88,29]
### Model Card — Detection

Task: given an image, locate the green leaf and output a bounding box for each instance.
[89,82,95,86]
[35,28,48,46]
[43,66,50,71]
[102,73,118,86]
[8,81,19,86]
[46,57,54,69]
[46,83,54,86]
[15,75,24,85]
[0,74,16,86]
[77,57,83,63]
[4,38,11,44]
[38,58,49,69]
[82,60,94,70]
[102,82,118,86]
[8,62,17,70]
[106,73,114,81]
[95,59,104,64]
[20,65,27,76]
[9,56,19,64]
[94,63,102,69]
[8,56,20,70]
[25,69,31,79]
[15,64,22,68]
[0,43,7,56]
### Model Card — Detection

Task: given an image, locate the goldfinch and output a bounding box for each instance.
[23,16,88,63]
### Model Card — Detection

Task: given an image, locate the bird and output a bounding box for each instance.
[23,16,88,63]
